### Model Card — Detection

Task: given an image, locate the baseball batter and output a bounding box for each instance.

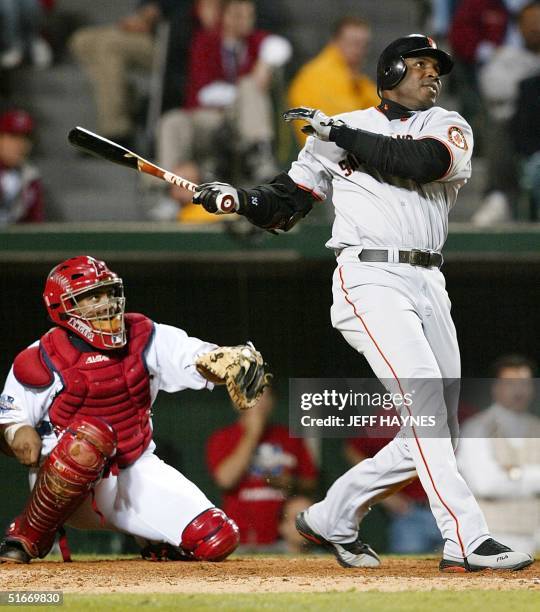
[0,256,268,564]
[193,35,534,571]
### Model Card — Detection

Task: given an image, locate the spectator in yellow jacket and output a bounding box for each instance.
[288,16,379,145]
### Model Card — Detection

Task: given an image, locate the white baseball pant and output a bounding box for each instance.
[306,248,490,560]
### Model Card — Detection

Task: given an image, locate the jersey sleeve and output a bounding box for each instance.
[146,323,218,393]
[0,365,57,428]
[418,109,473,183]
[288,137,333,200]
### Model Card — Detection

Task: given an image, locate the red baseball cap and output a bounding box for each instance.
[0,109,34,135]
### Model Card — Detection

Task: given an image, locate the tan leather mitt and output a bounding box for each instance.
[195,342,272,411]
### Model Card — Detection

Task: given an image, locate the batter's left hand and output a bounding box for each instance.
[193,182,241,215]
[283,107,342,141]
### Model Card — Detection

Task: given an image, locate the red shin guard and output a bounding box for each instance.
[6,417,116,558]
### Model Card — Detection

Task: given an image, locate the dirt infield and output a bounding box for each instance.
[2,557,539,593]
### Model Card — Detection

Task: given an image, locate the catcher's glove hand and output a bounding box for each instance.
[195,342,272,411]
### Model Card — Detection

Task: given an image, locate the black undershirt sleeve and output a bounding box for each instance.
[237,172,317,231]
[329,125,451,183]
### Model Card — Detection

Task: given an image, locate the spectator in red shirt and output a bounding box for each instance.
[449,0,511,66]
[448,0,527,148]
[345,435,442,554]
[156,0,291,184]
[206,388,318,549]
[0,108,44,225]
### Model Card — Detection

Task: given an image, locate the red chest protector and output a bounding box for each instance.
[14,313,155,469]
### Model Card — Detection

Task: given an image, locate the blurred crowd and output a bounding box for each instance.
[0,0,539,224]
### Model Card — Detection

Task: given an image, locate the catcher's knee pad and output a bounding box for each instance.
[181,508,239,561]
[6,417,116,559]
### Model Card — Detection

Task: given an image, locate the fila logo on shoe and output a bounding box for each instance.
[497,554,509,562]
[85,355,110,365]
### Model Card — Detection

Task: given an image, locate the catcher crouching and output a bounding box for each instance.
[0,255,270,563]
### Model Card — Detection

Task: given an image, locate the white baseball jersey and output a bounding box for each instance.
[0,323,219,546]
[294,103,495,561]
[288,105,473,252]
[0,323,216,456]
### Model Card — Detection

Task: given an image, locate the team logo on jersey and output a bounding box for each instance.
[85,354,110,365]
[0,394,15,412]
[448,126,468,150]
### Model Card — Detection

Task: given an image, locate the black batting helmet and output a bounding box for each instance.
[376,34,453,95]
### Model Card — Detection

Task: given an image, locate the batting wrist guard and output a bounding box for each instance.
[237,172,317,232]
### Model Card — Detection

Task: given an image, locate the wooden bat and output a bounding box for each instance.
[68,126,199,192]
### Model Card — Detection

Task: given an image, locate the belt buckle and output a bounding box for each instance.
[409,249,430,267]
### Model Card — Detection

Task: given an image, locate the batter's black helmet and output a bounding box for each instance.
[376,34,453,95]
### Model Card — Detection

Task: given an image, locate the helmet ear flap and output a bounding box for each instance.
[377,53,408,95]
[381,57,407,92]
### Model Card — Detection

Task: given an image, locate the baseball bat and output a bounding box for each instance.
[68,126,199,192]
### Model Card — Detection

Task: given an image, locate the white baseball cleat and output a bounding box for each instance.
[296,511,380,568]
[439,538,534,572]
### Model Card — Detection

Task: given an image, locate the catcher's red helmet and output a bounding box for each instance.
[43,256,126,350]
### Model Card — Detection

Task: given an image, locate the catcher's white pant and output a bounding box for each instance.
[306,248,490,561]
[30,445,214,546]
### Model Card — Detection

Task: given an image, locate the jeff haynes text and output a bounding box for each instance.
[300,415,436,427]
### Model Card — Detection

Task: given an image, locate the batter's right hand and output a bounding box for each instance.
[283,107,341,141]
[193,182,241,215]
[10,425,41,467]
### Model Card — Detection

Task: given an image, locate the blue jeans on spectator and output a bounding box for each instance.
[388,503,443,554]
[0,0,42,52]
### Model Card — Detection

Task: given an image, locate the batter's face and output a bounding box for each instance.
[384,56,442,110]
[492,366,535,413]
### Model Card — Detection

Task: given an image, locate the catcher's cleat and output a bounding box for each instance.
[0,540,32,564]
[439,538,534,572]
[295,511,380,568]
[140,542,193,562]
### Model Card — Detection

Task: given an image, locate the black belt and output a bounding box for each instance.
[359,249,443,268]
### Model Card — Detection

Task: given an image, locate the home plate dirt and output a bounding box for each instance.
[1,558,539,593]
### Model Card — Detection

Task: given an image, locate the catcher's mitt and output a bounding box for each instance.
[195,342,272,411]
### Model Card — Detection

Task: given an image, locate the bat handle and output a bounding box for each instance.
[163,171,198,193]
[137,160,199,192]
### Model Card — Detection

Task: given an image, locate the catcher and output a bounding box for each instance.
[0,255,270,564]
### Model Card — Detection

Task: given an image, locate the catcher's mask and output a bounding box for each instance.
[376,34,453,96]
[43,256,126,350]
